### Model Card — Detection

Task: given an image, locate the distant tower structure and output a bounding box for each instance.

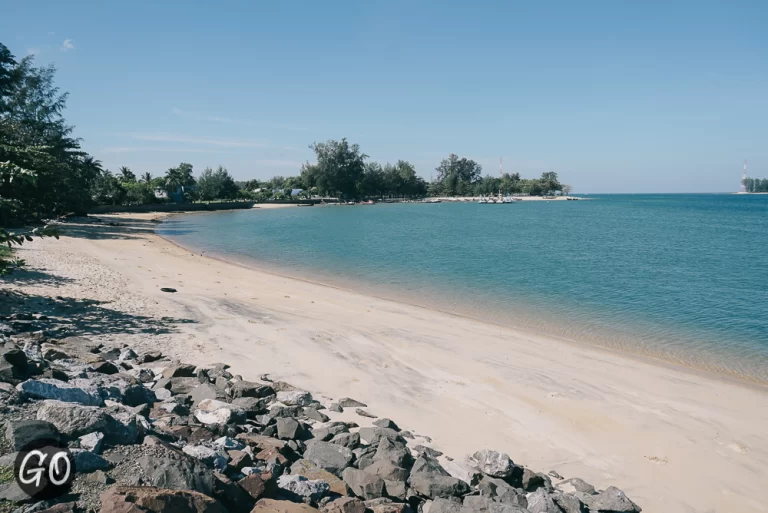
[741,160,747,192]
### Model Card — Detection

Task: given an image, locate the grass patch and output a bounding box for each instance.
[0,465,13,484]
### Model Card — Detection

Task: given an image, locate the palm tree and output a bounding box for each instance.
[118,166,136,183]
[140,172,153,184]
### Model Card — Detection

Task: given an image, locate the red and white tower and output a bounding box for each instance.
[741,160,747,192]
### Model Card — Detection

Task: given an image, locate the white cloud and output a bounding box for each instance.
[171,107,308,132]
[60,39,75,52]
[101,146,231,154]
[124,132,268,148]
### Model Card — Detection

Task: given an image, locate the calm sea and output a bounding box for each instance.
[158,194,768,383]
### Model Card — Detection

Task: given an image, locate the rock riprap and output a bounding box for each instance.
[0,327,641,513]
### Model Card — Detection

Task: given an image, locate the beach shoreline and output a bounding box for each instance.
[6,214,768,513]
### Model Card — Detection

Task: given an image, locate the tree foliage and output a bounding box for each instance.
[743,177,768,193]
[197,166,239,201]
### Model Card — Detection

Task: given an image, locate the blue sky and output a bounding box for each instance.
[1,1,766,192]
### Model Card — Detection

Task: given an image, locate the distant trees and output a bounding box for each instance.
[743,177,768,193]
[197,166,238,201]
[427,154,563,197]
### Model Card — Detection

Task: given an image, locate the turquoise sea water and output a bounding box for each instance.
[158,194,768,383]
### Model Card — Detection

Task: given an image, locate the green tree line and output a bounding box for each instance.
[743,177,768,193]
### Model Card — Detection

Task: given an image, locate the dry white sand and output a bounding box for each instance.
[6,213,768,513]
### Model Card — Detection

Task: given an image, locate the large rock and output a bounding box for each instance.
[373,437,410,468]
[36,400,137,445]
[169,377,201,395]
[5,420,61,450]
[443,460,480,486]
[230,380,274,399]
[460,495,528,513]
[372,419,399,431]
[183,445,229,471]
[190,383,227,406]
[71,449,110,473]
[277,417,304,440]
[303,407,330,423]
[194,399,245,425]
[252,498,322,513]
[429,498,462,513]
[338,398,367,408]
[467,450,514,478]
[37,400,108,438]
[17,378,103,406]
[99,485,227,513]
[325,497,366,513]
[555,478,596,495]
[291,459,347,497]
[277,474,330,502]
[213,472,256,512]
[276,390,313,406]
[0,348,28,384]
[304,441,355,476]
[365,498,412,513]
[411,455,449,476]
[363,460,408,500]
[341,467,386,500]
[330,432,360,449]
[239,472,274,500]
[409,473,470,499]
[358,428,402,446]
[578,486,641,513]
[162,364,197,378]
[134,453,214,495]
[476,476,525,507]
[313,422,349,442]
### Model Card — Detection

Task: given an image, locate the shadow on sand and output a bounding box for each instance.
[0,289,196,337]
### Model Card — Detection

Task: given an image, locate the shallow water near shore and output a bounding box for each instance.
[158,194,768,383]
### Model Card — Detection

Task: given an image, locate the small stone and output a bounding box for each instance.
[338,398,367,408]
[304,406,330,422]
[328,403,343,413]
[324,497,366,513]
[355,408,377,418]
[5,420,61,450]
[277,474,330,502]
[71,448,110,473]
[467,450,515,478]
[372,418,399,431]
[78,432,105,453]
[413,445,442,458]
[85,469,114,484]
[92,361,119,375]
[139,350,162,363]
[579,486,641,513]
[276,390,313,406]
[548,470,563,480]
[161,287,177,293]
[162,363,197,378]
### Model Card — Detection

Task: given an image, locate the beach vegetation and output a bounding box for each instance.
[742,177,768,193]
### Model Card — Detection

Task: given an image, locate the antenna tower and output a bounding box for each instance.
[741,160,747,193]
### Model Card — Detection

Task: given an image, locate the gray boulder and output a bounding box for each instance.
[5,420,60,450]
[78,432,105,453]
[230,380,274,399]
[372,419,399,431]
[277,417,304,440]
[429,497,462,513]
[411,455,449,476]
[338,398,367,408]
[555,478,596,495]
[409,473,470,499]
[363,460,408,500]
[552,493,584,513]
[460,496,528,513]
[169,377,200,395]
[277,390,313,406]
[71,449,110,473]
[161,363,197,378]
[190,383,227,406]
[330,432,360,449]
[17,378,103,406]
[304,441,355,476]
[342,467,386,500]
[183,445,229,471]
[579,486,641,513]
[303,406,330,422]
[135,453,214,495]
[443,460,480,486]
[328,403,343,413]
[37,400,109,438]
[373,437,411,467]
[467,450,514,478]
[313,422,349,442]
[358,427,402,445]
[277,474,330,502]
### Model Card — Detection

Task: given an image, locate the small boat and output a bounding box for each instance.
[361,200,375,205]
[425,198,441,203]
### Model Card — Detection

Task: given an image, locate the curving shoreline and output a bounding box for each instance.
[5,214,768,513]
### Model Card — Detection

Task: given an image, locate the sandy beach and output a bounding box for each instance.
[4,213,767,513]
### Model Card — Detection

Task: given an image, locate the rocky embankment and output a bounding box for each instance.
[0,312,641,513]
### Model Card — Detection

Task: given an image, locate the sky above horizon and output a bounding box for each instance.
[2,1,766,193]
